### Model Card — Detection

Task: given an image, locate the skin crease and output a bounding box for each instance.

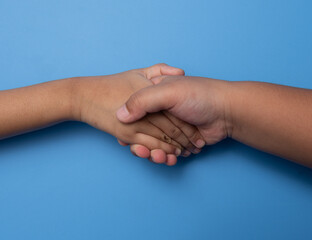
[117,76,229,164]
[72,68,205,165]
[117,74,312,168]
[0,64,204,166]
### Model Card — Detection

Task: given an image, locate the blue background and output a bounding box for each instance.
[1,0,312,239]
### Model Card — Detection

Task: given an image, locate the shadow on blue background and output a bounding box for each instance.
[1,122,311,185]
[1,116,312,240]
[1,121,311,193]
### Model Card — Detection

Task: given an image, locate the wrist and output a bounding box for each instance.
[51,77,80,122]
[67,77,86,122]
[68,76,111,123]
[202,77,236,140]
[223,81,236,139]
[225,81,251,141]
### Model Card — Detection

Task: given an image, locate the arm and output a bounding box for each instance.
[0,64,204,166]
[0,79,74,139]
[117,75,312,167]
[229,81,312,166]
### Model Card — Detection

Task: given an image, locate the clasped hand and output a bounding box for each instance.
[72,64,206,166]
[2,63,309,167]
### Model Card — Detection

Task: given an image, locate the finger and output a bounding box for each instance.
[163,111,206,149]
[166,154,178,166]
[116,83,174,123]
[146,112,197,152]
[150,75,166,85]
[193,148,202,154]
[136,120,183,150]
[150,74,186,85]
[130,144,151,159]
[150,149,167,164]
[140,63,185,80]
[117,139,129,146]
[171,139,184,152]
[181,150,191,157]
[148,150,177,165]
[134,133,182,157]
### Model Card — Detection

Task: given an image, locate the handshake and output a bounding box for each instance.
[1,64,311,167]
[72,63,220,166]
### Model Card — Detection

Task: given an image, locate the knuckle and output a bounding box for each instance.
[162,134,172,144]
[172,118,184,129]
[169,127,183,140]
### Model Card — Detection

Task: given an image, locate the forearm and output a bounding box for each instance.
[228,81,312,166]
[0,78,75,140]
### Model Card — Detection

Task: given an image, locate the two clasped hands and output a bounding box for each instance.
[1,64,311,167]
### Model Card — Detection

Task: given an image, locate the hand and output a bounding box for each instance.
[71,65,205,165]
[116,75,233,163]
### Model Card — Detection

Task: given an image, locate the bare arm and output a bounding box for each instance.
[117,75,312,167]
[229,81,312,166]
[0,64,205,166]
[0,79,74,139]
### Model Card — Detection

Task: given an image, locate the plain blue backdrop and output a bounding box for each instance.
[0,0,312,239]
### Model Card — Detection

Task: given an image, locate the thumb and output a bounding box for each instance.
[116,84,175,123]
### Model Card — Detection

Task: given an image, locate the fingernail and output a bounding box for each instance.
[195,139,205,148]
[182,150,191,157]
[151,157,156,163]
[175,148,181,156]
[194,148,201,154]
[116,104,130,120]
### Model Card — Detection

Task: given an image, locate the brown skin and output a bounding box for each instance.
[0,64,205,166]
[229,81,312,165]
[117,75,312,168]
[72,68,204,161]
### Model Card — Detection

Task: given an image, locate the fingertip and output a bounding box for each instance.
[130,144,151,158]
[182,150,191,157]
[173,67,185,76]
[151,149,167,164]
[193,148,202,154]
[116,104,131,122]
[166,154,177,166]
[175,148,182,157]
[195,139,206,148]
[162,64,185,76]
